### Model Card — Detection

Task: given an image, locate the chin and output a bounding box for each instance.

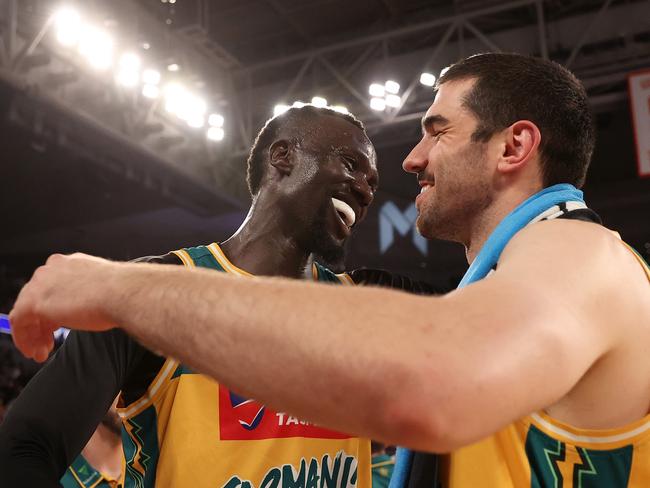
[312,240,346,270]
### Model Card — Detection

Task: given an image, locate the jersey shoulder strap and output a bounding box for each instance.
[172,244,226,271]
[311,262,353,285]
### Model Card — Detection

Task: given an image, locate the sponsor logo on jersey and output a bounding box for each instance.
[218,386,350,440]
[222,451,358,488]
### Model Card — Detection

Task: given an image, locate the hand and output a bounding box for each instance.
[9,253,119,362]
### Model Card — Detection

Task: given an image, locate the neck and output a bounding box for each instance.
[464,184,540,263]
[220,196,311,279]
[81,424,122,480]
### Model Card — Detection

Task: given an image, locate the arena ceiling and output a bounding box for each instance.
[0,0,649,296]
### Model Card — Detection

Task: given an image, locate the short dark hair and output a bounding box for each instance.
[438,53,595,188]
[246,105,366,195]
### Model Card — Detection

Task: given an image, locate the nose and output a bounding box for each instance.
[402,137,430,174]
[351,173,374,207]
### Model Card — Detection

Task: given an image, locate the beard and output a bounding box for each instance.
[416,142,492,243]
[300,199,346,270]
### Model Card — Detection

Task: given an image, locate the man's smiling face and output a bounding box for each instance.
[287,113,378,263]
[402,78,495,243]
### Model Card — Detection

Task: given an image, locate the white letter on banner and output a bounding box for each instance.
[379,202,427,255]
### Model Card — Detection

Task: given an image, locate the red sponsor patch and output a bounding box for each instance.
[218,386,351,440]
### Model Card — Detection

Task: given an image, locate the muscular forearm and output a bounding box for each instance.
[11,247,599,452]
[108,263,444,448]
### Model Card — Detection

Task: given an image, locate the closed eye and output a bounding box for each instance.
[341,155,356,171]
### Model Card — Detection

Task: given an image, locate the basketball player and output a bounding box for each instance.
[8,54,650,486]
[0,105,430,488]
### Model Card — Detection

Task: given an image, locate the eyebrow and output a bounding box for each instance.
[421,114,450,134]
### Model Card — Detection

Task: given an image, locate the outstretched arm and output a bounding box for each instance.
[10,221,630,452]
[0,330,132,486]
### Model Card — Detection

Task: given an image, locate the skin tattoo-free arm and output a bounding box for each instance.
[10,220,632,452]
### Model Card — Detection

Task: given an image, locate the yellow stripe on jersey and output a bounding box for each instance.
[206,242,252,276]
[171,249,195,268]
[336,272,354,285]
[117,358,178,419]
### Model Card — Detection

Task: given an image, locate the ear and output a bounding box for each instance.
[497,120,541,175]
[268,140,294,177]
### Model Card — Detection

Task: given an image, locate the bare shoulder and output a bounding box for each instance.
[498,219,650,338]
[500,219,639,276]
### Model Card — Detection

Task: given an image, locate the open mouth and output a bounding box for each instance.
[331,197,356,228]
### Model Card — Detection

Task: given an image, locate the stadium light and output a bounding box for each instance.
[369,83,385,97]
[142,84,160,99]
[116,52,141,87]
[54,8,82,47]
[311,96,327,108]
[370,97,386,111]
[167,63,180,72]
[164,83,186,114]
[420,72,436,87]
[78,26,113,70]
[187,115,205,129]
[369,79,402,111]
[142,69,161,85]
[385,94,401,108]
[385,80,400,94]
[208,114,224,127]
[207,127,225,141]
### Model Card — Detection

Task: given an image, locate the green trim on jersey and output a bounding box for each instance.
[122,405,160,488]
[525,424,633,488]
[60,454,115,488]
[312,261,343,283]
[183,245,227,271]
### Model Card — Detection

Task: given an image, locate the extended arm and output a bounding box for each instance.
[0,330,131,486]
[10,221,630,452]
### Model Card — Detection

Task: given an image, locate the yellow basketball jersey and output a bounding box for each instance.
[443,244,650,487]
[117,243,369,488]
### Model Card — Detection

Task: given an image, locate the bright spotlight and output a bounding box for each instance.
[187,115,205,129]
[116,71,139,87]
[78,26,114,70]
[330,105,349,114]
[370,97,386,111]
[369,83,385,97]
[115,52,141,87]
[419,73,436,87]
[167,90,206,122]
[208,114,224,127]
[54,8,82,47]
[385,80,400,94]
[292,101,306,108]
[167,63,180,72]
[311,96,327,108]
[164,83,185,114]
[142,69,161,85]
[385,94,401,108]
[207,127,225,141]
[273,104,290,116]
[142,84,160,99]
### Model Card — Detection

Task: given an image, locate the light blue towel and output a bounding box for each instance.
[389,183,585,488]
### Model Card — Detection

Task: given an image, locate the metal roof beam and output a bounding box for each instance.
[240,0,537,73]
